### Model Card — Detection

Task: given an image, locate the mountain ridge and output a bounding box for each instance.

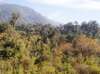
[0,4,59,25]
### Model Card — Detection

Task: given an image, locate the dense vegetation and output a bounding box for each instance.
[0,14,100,74]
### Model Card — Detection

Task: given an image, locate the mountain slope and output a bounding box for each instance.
[0,4,58,25]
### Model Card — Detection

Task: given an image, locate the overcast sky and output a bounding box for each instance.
[0,0,100,23]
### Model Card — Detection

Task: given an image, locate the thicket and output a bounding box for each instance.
[0,14,100,74]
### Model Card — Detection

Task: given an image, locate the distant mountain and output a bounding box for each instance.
[0,4,59,25]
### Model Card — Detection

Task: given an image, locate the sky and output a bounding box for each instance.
[0,0,100,24]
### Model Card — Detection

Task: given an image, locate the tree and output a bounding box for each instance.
[10,12,20,27]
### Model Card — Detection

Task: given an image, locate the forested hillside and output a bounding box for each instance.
[0,14,100,74]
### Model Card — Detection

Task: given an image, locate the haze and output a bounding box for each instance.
[0,0,100,24]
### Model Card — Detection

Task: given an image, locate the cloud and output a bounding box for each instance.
[0,0,3,1]
[26,0,76,6]
[1,0,100,10]
[0,0,3,2]
[0,0,7,4]
[26,0,100,10]
[45,11,68,23]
